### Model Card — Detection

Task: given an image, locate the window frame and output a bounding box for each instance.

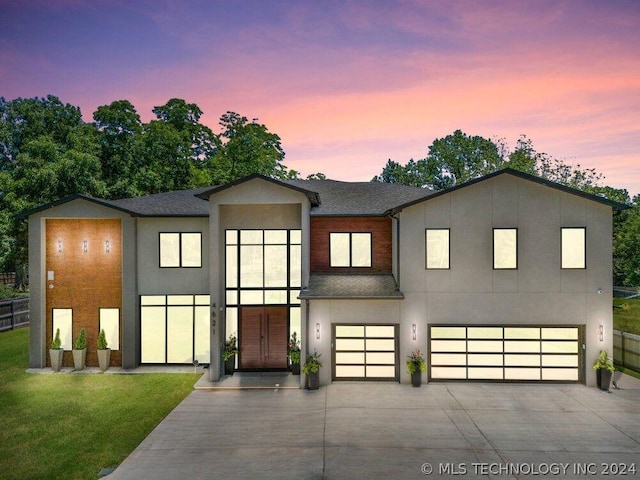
[329,232,372,268]
[493,228,518,270]
[425,228,450,270]
[561,227,586,270]
[159,232,202,268]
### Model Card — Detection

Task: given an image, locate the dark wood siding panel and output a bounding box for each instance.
[310,217,392,273]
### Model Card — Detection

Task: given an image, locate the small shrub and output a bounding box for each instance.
[50,328,62,350]
[74,329,86,350]
[97,329,108,350]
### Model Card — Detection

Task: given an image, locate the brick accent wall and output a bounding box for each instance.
[45,219,122,367]
[310,217,392,274]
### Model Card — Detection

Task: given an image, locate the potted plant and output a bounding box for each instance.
[287,332,301,375]
[49,328,64,372]
[97,328,110,372]
[406,349,426,387]
[593,349,615,391]
[222,333,238,375]
[72,329,87,371]
[303,351,322,390]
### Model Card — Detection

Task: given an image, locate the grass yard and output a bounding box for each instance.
[0,328,200,480]
[613,297,640,335]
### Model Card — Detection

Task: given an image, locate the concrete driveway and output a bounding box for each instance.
[108,377,640,480]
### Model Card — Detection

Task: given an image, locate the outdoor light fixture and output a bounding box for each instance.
[57,240,63,253]
[315,323,320,339]
[599,324,604,342]
[83,240,88,254]
[105,240,110,254]
[412,323,417,340]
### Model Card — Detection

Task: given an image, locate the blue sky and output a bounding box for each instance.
[2,0,639,194]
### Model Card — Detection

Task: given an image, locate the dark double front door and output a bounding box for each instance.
[239,306,288,369]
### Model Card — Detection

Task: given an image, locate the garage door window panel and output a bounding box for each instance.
[334,324,398,381]
[429,325,582,382]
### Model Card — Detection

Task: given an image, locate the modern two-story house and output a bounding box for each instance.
[24,169,625,387]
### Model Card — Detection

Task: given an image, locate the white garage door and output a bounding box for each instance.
[333,324,399,381]
[429,325,583,382]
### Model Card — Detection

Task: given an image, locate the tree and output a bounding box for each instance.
[373,130,504,190]
[209,111,287,183]
[152,98,216,164]
[614,196,640,286]
[93,100,142,198]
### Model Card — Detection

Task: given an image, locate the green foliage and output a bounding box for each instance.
[614,197,640,286]
[302,351,322,374]
[50,328,62,350]
[1,95,312,273]
[406,349,426,375]
[222,333,238,361]
[613,298,640,335]
[592,350,615,372]
[210,111,287,183]
[74,329,87,350]
[0,328,198,480]
[97,329,108,350]
[287,332,301,364]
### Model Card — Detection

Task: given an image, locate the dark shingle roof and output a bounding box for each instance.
[298,274,404,299]
[108,187,210,217]
[286,179,432,216]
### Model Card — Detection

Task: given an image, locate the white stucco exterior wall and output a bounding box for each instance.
[398,174,613,386]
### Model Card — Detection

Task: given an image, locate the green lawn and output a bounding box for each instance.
[0,328,200,480]
[613,297,640,335]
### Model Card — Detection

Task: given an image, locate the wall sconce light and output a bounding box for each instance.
[412,323,417,341]
[598,324,604,342]
[597,288,603,295]
[315,323,320,339]
[105,240,110,254]
[83,240,88,254]
[57,240,63,253]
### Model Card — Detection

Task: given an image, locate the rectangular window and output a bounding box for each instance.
[159,233,202,268]
[52,308,73,351]
[99,308,120,351]
[493,228,517,269]
[425,229,450,269]
[140,295,210,364]
[329,232,372,268]
[561,227,586,269]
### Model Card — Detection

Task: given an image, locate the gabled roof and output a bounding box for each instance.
[18,188,211,219]
[298,274,404,299]
[196,174,321,207]
[16,194,140,219]
[388,168,629,214]
[286,179,432,216]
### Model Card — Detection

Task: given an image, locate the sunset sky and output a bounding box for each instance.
[2,0,639,195]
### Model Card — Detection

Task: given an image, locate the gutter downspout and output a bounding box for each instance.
[389,211,401,290]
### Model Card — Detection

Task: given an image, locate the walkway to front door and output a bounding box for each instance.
[239,306,288,369]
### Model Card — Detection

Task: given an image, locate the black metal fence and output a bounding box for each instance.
[0,297,29,332]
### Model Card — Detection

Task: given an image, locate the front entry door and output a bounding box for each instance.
[240,307,288,369]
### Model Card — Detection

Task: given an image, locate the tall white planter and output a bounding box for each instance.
[72,349,86,371]
[49,349,64,372]
[97,348,111,372]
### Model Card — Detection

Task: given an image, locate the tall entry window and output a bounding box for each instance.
[225,230,302,348]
